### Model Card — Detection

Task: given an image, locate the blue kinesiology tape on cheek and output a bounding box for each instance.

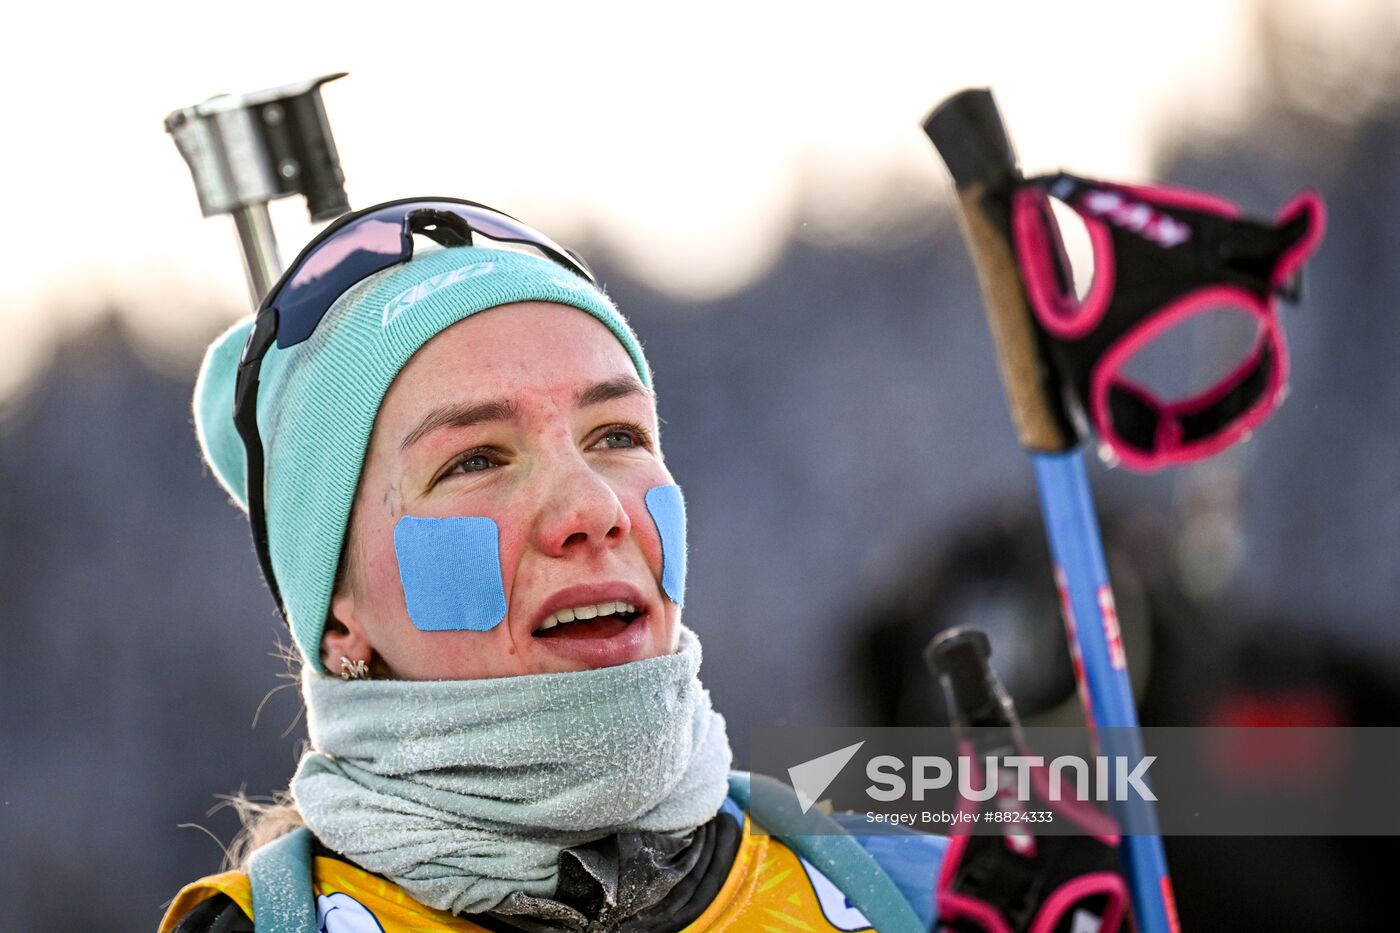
[645,484,687,606]
[393,516,508,631]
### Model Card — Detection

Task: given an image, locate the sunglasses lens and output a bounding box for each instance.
[419,202,593,282]
[275,215,408,348]
[271,200,593,350]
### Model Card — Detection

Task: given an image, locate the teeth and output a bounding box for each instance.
[538,600,639,631]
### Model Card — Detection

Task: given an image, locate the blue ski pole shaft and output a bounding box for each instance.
[1034,451,1174,931]
[924,88,1178,932]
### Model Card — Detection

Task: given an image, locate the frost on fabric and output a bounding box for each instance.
[251,832,317,931]
[289,627,733,915]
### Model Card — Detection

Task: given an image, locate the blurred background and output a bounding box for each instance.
[2,0,1398,929]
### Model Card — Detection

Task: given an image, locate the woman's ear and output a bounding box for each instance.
[322,588,377,676]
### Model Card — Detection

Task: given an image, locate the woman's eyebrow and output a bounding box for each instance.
[398,378,650,452]
[575,375,652,407]
[399,399,518,452]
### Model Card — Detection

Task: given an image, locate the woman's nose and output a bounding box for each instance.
[533,454,632,557]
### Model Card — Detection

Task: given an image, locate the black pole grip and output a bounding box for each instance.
[923,89,1019,192]
[926,627,1018,731]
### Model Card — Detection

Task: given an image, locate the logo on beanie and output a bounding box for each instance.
[381,261,496,328]
[550,275,587,292]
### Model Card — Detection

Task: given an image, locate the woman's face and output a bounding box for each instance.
[327,301,681,680]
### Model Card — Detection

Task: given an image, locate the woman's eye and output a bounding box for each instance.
[433,449,503,487]
[449,453,494,475]
[596,423,652,450]
[601,430,637,449]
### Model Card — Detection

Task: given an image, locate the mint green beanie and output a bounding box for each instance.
[193,246,651,672]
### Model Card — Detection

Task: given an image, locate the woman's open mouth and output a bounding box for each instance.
[532,600,643,640]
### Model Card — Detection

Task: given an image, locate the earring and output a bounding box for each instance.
[339,656,370,681]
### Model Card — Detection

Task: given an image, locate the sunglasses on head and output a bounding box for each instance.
[234,197,598,611]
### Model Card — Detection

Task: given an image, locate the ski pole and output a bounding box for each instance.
[922,88,1178,933]
[165,73,351,306]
